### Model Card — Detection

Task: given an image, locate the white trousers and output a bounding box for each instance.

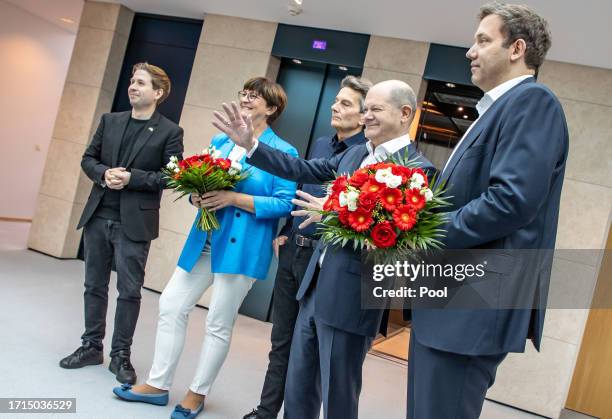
[146,253,255,395]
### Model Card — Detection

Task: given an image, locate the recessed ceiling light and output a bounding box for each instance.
[292,59,302,65]
[60,17,75,24]
[463,115,468,119]
[446,82,456,88]
[338,66,348,71]
[457,106,463,112]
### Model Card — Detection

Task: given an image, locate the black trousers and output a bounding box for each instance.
[81,217,151,357]
[407,330,507,419]
[257,234,314,418]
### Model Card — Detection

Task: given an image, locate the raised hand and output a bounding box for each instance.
[212,102,256,150]
[291,190,326,229]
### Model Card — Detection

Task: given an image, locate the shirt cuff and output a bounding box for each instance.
[245,139,259,158]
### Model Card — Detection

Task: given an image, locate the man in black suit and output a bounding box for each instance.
[59,63,184,384]
[214,80,435,419]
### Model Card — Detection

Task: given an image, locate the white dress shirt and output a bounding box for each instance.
[441,75,533,175]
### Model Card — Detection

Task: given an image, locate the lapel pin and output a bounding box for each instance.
[148,127,154,132]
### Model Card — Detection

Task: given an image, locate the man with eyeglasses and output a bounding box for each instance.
[243,75,371,419]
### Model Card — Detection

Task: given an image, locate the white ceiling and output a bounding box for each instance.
[8,0,612,69]
[3,0,83,33]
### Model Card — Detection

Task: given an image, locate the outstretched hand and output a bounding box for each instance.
[291,190,326,230]
[212,102,256,150]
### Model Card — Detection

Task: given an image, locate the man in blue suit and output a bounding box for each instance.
[243,76,371,419]
[214,80,435,419]
[407,3,569,418]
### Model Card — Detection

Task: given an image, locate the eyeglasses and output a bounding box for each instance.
[238,90,261,102]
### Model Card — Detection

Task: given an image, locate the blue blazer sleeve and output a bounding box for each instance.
[247,142,343,184]
[253,144,298,219]
[442,86,568,248]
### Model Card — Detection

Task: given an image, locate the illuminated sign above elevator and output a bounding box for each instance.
[312,40,327,50]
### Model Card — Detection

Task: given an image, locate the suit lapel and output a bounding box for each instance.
[439,121,485,184]
[111,112,131,167]
[346,145,369,173]
[124,111,161,168]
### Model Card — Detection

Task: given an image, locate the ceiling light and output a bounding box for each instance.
[288,0,304,16]
[446,82,456,88]
[60,17,75,24]
[463,115,468,119]
[292,59,302,65]
[457,106,463,112]
[339,66,348,71]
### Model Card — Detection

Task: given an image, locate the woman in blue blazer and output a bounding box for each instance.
[114,77,297,419]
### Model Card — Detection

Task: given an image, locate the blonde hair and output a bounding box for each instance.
[132,62,171,104]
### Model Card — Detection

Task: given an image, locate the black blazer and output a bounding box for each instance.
[248,141,435,337]
[77,111,184,242]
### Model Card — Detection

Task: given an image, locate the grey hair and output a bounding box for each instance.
[388,81,417,121]
[479,2,552,71]
[340,75,373,112]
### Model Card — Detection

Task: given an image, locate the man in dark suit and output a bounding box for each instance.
[243,76,370,419]
[59,63,184,384]
[214,80,435,419]
[407,3,569,418]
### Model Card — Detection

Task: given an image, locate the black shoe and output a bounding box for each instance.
[59,342,103,369]
[109,351,137,384]
[243,409,262,419]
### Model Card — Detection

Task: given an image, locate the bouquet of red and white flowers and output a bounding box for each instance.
[163,145,247,231]
[319,156,448,262]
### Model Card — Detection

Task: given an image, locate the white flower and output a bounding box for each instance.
[228,160,242,175]
[346,190,360,212]
[339,191,348,207]
[409,173,426,189]
[421,188,433,202]
[174,168,180,173]
[166,161,177,169]
[375,167,393,183]
[375,167,402,188]
[170,156,179,163]
[202,148,209,155]
[211,148,222,158]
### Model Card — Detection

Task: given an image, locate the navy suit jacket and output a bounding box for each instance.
[248,141,435,337]
[412,78,569,355]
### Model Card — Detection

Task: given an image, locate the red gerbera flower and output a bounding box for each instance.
[393,205,417,231]
[380,187,403,211]
[348,209,374,232]
[361,179,386,196]
[405,188,426,211]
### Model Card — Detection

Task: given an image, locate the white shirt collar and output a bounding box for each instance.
[476,75,533,116]
[365,134,411,160]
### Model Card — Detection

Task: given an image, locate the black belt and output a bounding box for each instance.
[295,234,318,248]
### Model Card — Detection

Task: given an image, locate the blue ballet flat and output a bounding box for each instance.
[170,402,204,419]
[112,383,169,406]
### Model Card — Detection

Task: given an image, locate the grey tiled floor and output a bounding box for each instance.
[0,221,593,418]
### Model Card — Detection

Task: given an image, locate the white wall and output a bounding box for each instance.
[0,1,80,219]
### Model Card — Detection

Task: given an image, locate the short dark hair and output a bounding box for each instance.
[132,62,171,104]
[478,2,552,71]
[243,77,288,124]
[340,76,372,112]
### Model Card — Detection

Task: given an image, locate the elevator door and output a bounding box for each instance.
[272,58,362,158]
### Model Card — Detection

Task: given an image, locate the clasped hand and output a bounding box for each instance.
[104,167,130,190]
